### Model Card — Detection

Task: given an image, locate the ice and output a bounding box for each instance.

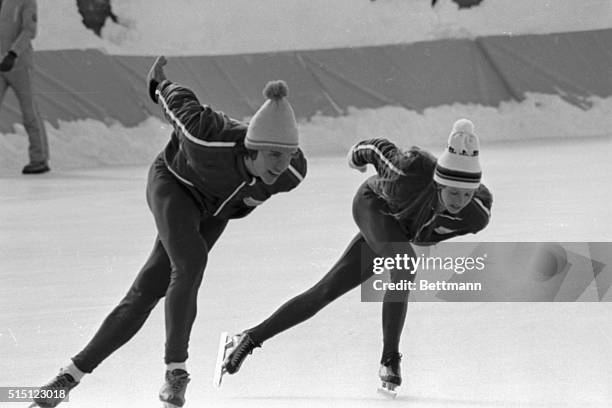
[1,136,611,407]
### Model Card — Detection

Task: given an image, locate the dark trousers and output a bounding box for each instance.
[249,182,415,358]
[73,158,227,372]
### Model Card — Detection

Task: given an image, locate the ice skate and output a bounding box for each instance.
[377,352,402,399]
[28,371,79,407]
[159,369,190,408]
[213,331,260,387]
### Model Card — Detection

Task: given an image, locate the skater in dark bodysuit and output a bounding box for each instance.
[221,119,493,395]
[31,56,307,408]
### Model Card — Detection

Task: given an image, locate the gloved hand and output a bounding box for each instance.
[0,51,17,72]
[347,146,367,172]
[146,55,167,103]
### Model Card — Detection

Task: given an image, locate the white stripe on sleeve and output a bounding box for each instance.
[354,144,404,176]
[156,89,236,148]
[288,165,304,182]
[473,197,491,217]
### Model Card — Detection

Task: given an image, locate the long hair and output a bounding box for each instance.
[377,147,439,237]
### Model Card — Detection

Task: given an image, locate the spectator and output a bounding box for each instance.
[76,0,119,37]
[0,0,50,174]
[432,0,485,8]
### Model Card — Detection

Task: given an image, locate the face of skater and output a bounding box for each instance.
[438,186,475,214]
[247,148,297,185]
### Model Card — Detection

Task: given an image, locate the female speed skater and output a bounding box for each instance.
[30,56,307,408]
[218,119,493,396]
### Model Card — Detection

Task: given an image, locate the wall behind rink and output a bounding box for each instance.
[1,29,611,152]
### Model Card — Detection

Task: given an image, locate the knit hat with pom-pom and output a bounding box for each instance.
[245,80,299,151]
[433,118,482,189]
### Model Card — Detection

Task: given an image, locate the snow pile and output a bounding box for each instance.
[0,117,170,170]
[1,93,610,171]
[36,0,612,56]
[302,94,612,154]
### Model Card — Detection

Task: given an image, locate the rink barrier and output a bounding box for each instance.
[0,28,610,145]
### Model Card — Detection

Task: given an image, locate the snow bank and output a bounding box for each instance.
[1,94,610,171]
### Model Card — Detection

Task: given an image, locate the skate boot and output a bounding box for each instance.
[377,352,402,398]
[159,369,190,408]
[29,372,79,407]
[223,332,260,374]
[214,331,260,387]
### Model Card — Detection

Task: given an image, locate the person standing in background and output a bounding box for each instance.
[0,0,50,174]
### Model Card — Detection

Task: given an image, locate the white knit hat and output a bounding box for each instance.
[433,119,482,189]
[245,80,299,152]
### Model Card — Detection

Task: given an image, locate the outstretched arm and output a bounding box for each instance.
[145,56,226,143]
[347,139,405,178]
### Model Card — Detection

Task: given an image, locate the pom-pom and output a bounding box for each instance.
[452,118,474,135]
[263,80,288,100]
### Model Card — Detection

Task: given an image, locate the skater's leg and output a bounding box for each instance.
[198,215,228,251]
[248,233,375,344]
[352,182,414,258]
[382,262,413,355]
[382,286,408,356]
[161,214,227,364]
[159,214,226,401]
[72,238,170,373]
[352,183,415,361]
[144,162,226,364]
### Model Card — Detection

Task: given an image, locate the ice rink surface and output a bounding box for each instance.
[1,136,611,407]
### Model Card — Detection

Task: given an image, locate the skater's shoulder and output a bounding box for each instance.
[289,148,307,175]
[189,107,249,145]
[271,150,307,192]
[379,146,436,184]
[463,185,492,232]
[474,184,493,209]
[397,146,437,174]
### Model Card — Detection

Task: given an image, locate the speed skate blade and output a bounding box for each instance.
[213,331,229,388]
[377,383,399,399]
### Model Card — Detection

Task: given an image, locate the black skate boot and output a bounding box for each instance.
[30,372,79,407]
[159,369,190,408]
[378,352,402,398]
[223,332,260,374]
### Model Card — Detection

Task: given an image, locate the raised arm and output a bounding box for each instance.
[347,138,406,179]
[146,56,227,144]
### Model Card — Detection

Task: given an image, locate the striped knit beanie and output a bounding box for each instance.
[245,80,299,152]
[433,119,482,189]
